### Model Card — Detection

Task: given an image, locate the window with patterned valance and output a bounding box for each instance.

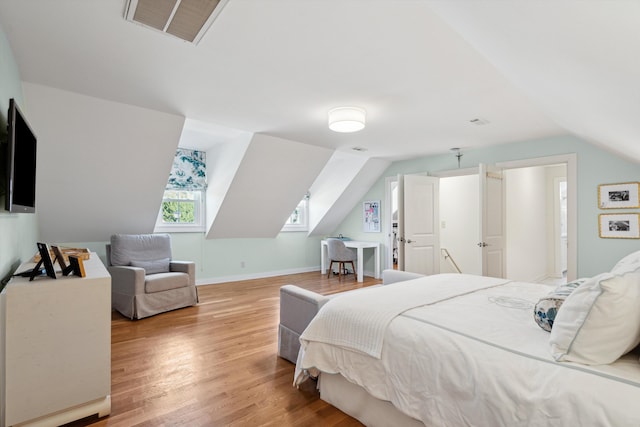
[166,148,207,190]
[155,148,207,233]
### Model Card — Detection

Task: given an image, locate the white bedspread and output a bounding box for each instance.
[300,273,509,358]
[296,274,640,426]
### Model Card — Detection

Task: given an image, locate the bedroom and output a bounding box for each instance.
[1,1,639,426]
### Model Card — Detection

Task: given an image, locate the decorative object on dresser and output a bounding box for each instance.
[106,233,198,319]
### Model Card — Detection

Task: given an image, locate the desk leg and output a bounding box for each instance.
[374,245,380,279]
[357,247,364,282]
[320,243,326,275]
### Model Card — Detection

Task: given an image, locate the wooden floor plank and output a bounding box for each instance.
[62,271,379,426]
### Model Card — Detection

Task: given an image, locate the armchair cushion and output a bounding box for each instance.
[131,257,171,274]
[145,272,190,293]
[110,233,172,266]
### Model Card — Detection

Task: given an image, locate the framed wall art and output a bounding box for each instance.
[598,182,640,209]
[598,213,640,239]
[363,200,381,232]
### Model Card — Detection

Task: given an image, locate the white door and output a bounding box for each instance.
[479,164,505,278]
[400,174,440,275]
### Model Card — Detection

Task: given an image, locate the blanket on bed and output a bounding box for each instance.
[299,273,510,358]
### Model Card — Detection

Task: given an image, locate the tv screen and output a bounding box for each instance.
[5,98,37,213]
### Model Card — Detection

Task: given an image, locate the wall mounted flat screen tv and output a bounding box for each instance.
[5,98,37,213]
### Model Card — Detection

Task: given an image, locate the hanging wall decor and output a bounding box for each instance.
[598,213,640,239]
[598,182,640,209]
[363,200,381,232]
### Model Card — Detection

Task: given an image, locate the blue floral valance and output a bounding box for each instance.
[166,148,207,190]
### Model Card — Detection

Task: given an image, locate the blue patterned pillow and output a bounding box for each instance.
[534,280,585,332]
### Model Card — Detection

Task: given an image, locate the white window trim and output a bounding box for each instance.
[154,190,206,233]
[281,199,309,232]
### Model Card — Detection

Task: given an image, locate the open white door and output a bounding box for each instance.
[397,175,406,271]
[400,174,440,275]
[479,164,505,278]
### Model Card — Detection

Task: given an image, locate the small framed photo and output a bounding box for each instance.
[363,200,381,232]
[599,213,640,239]
[598,182,640,209]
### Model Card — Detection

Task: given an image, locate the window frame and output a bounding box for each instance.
[154,189,206,233]
[281,198,309,232]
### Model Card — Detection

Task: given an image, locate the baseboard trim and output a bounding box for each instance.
[196,266,320,285]
[196,266,377,285]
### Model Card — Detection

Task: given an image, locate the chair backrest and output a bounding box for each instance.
[327,239,355,262]
[109,233,172,267]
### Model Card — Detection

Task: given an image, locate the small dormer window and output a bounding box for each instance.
[155,148,207,233]
[281,198,309,232]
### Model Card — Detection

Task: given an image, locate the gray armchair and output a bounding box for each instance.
[106,233,198,319]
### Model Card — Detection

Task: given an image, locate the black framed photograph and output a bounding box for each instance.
[598,182,640,209]
[599,213,640,239]
[32,242,57,280]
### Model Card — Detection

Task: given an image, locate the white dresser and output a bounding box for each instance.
[0,253,111,426]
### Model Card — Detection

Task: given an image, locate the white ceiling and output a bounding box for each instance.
[0,0,638,162]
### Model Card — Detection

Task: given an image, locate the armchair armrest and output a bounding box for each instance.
[170,261,195,286]
[107,265,146,295]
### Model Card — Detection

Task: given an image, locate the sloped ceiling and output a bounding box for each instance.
[2,1,640,243]
[23,83,184,242]
[428,1,640,162]
[207,134,333,238]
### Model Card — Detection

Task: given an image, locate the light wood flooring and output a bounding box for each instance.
[64,271,381,427]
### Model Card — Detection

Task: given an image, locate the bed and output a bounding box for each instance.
[294,251,640,427]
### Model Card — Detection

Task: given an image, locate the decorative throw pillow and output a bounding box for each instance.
[549,261,640,365]
[130,258,171,275]
[533,280,584,332]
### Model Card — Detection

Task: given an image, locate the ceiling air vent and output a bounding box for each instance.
[124,0,229,44]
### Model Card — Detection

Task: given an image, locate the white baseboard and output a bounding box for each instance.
[196,266,377,285]
[196,266,320,285]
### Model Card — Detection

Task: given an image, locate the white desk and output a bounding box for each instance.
[321,240,381,282]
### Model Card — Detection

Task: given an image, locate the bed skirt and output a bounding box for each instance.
[319,373,425,427]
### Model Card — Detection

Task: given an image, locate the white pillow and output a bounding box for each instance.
[549,263,640,365]
[611,249,640,275]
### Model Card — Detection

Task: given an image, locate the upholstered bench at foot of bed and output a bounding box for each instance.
[277,269,424,363]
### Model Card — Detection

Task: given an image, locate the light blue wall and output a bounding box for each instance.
[0,22,39,285]
[66,231,324,284]
[336,135,640,278]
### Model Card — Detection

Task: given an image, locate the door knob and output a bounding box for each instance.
[477,242,488,247]
[406,239,413,244]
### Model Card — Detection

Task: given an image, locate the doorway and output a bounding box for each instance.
[386,154,575,282]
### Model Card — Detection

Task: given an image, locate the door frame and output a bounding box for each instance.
[385,153,576,281]
[496,154,577,281]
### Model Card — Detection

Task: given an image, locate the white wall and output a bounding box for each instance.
[439,174,481,274]
[0,22,39,284]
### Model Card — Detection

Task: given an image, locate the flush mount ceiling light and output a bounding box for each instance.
[328,107,366,133]
[124,0,229,44]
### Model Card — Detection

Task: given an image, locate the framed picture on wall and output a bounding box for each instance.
[599,213,640,239]
[363,200,381,232]
[598,182,640,209]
